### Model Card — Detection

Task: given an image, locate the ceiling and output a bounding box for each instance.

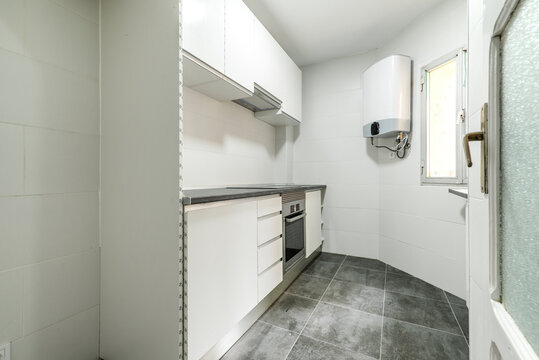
[243,0,446,66]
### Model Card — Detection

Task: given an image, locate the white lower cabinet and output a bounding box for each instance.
[186,199,258,360]
[257,260,283,301]
[186,195,284,359]
[305,190,322,257]
[257,213,282,245]
[257,196,282,217]
[258,237,283,274]
[256,195,283,302]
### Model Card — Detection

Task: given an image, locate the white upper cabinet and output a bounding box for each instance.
[253,18,283,100]
[254,18,302,123]
[280,54,302,122]
[224,0,254,91]
[183,1,302,124]
[183,0,225,73]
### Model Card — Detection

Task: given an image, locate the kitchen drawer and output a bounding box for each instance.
[257,213,282,246]
[257,196,281,218]
[258,237,283,274]
[258,260,283,301]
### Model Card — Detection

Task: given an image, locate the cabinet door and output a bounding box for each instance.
[253,18,302,122]
[253,18,283,99]
[224,0,254,91]
[305,191,322,257]
[279,55,302,122]
[183,0,225,73]
[187,200,258,360]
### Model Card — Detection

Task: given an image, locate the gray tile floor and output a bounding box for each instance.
[222,253,469,360]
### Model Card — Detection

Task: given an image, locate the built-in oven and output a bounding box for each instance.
[282,192,306,272]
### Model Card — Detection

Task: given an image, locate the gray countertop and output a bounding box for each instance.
[183,184,327,205]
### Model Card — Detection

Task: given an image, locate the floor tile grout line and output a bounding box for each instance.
[444,290,467,307]
[283,291,324,302]
[259,319,369,357]
[284,254,348,360]
[299,273,335,281]
[337,262,387,273]
[299,333,372,356]
[384,289,454,303]
[444,291,469,346]
[379,264,388,360]
[314,299,383,317]
[282,294,319,359]
[388,316,467,338]
[257,319,301,335]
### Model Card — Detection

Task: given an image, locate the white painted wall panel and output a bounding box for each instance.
[100,1,181,359]
[0,0,24,54]
[22,249,100,335]
[0,270,23,344]
[0,193,99,272]
[11,306,99,360]
[0,49,99,134]
[0,1,100,358]
[0,123,24,195]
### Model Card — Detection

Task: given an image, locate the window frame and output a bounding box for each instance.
[420,48,468,185]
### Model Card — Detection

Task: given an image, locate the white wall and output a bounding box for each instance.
[183,87,283,187]
[294,53,381,259]
[295,0,468,296]
[100,1,181,359]
[375,0,468,297]
[0,0,100,358]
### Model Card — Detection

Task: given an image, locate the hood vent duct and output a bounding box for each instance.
[232,84,282,112]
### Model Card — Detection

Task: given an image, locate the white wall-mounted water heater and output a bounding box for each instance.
[363,55,411,138]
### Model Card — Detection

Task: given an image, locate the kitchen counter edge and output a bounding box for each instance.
[182,185,327,205]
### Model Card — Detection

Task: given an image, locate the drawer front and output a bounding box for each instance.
[258,237,283,274]
[257,214,282,246]
[257,196,281,218]
[258,260,283,301]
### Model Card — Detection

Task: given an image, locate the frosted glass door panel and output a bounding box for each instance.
[500,0,539,353]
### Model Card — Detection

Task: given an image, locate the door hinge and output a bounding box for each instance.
[420,76,425,92]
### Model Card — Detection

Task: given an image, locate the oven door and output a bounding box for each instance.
[283,211,306,272]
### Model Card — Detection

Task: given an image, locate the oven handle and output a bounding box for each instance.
[285,213,306,223]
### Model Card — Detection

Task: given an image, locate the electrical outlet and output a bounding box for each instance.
[388,152,396,159]
[0,342,11,360]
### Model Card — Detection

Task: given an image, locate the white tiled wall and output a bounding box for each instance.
[295,0,468,296]
[295,52,381,259]
[375,0,468,297]
[183,87,283,187]
[0,0,100,357]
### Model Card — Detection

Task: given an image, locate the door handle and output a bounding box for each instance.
[462,103,488,194]
[463,131,484,167]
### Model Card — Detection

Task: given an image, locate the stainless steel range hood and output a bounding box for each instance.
[232,84,282,112]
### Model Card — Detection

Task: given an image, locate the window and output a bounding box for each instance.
[421,49,467,185]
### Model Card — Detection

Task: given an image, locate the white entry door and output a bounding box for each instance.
[467,0,539,359]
